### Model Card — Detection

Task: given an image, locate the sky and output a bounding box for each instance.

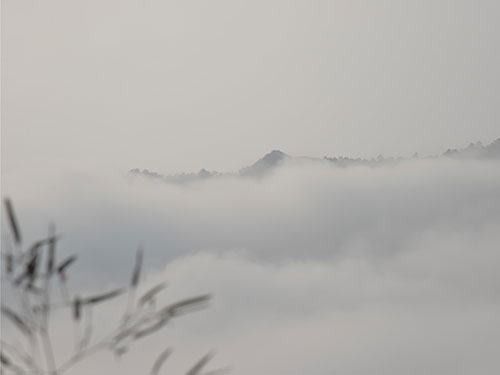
[2,1,500,375]
[2,0,500,175]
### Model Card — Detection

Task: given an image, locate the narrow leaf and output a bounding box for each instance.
[131,248,143,288]
[57,255,77,274]
[73,297,81,321]
[83,288,125,305]
[134,316,169,339]
[3,198,21,244]
[138,282,167,307]
[166,295,211,317]
[186,351,214,375]
[151,348,172,375]
[1,306,32,337]
[47,225,56,273]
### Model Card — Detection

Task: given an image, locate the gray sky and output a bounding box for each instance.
[2,0,500,175]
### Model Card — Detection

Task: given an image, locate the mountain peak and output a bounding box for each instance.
[261,150,287,164]
[239,150,289,177]
[129,138,500,184]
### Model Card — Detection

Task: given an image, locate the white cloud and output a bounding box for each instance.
[2,157,500,374]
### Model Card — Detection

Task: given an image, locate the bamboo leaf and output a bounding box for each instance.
[138,282,167,307]
[3,198,21,244]
[131,248,143,288]
[150,348,172,375]
[165,295,211,317]
[1,306,33,337]
[83,288,125,305]
[73,297,81,321]
[57,255,77,274]
[134,316,169,339]
[47,225,56,273]
[186,351,214,375]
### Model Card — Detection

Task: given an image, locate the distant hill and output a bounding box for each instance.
[129,138,500,184]
[239,150,290,178]
[443,139,500,160]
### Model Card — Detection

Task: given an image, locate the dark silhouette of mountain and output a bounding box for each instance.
[128,168,222,183]
[443,138,500,160]
[239,150,289,177]
[129,138,500,184]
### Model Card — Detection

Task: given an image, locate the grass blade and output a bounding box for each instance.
[133,316,169,339]
[186,351,214,375]
[57,255,77,274]
[165,295,211,317]
[150,348,172,375]
[73,297,82,321]
[138,282,167,307]
[3,198,21,244]
[1,306,33,337]
[131,248,143,288]
[83,288,125,305]
[47,225,56,274]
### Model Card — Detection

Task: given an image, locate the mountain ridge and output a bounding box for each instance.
[129,138,500,184]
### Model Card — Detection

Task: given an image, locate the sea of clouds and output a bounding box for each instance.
[2,156,500,374]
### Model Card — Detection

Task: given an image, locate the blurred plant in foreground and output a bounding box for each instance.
[1,198,224,375]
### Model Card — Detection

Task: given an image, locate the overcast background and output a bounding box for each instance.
[2,0,500,175]
[2,1,500,374]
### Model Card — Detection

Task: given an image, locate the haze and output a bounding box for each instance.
[2,0,500,174]
[1,1,500,375]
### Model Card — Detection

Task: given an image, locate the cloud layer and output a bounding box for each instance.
[2,156,500,374]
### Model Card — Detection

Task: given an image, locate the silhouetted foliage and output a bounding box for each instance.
[1,198,221,375]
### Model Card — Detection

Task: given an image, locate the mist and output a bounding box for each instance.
[2,0,500,373]
[2,156,500,374]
